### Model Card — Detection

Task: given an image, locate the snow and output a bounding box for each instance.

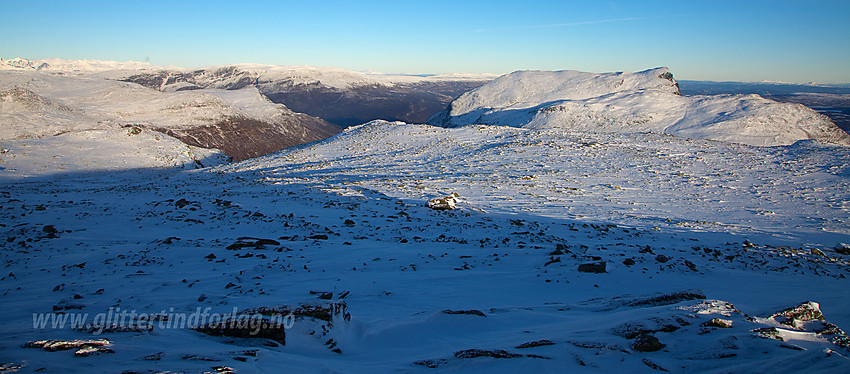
[0,128,226,178]
[429,67,850,147]
[2,141,849,371]
[233,120,850,250]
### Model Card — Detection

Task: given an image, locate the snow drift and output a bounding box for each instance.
[427,67,850,147]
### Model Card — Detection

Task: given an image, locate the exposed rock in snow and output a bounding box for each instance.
[23,339,114,357]
[428,67,850,147]
[428,194,458,210]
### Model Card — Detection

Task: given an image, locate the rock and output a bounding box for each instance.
[193,317,287,345]
[142,352,163,361]
[613,322,680,339]
[752,327,783,341]
[544,257,561,266]
[810,248,826,257]
[626,290,706,307]
[743,240,756,248]
[428,194,458,210]
[23,339,113,356]
[655,255,669,263]
[835,243,850,255]
[770,301,824,327]
[413,359,448,368]
[642,358,668,371]
[42,225,59,234]
[442,309,486,317]
[308,234,329,240]
[244,302,350,323]
[454,349,522,359]
[632,334,665,352]
[174,198,192,208]
[344,219,356,226]
[516,340,555,349]
[702,318,733,328]
[577,261,607,273]
[832,335,850,348]
[623,258,636,266]
[226,237,280,250]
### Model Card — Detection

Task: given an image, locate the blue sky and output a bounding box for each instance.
[2,0,848,83]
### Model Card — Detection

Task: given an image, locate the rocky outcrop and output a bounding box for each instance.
[428,194,458,210]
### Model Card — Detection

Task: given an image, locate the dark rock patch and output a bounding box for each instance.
[578,261,606,273]
[632,334,665,352]
[442,309,486,317]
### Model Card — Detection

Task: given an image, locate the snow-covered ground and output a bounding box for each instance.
[0,127,226,178]
[2,119,849,372]
[234,120,850,249]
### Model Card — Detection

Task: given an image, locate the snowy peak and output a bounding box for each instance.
[428,67,681,128]
[0,57,156,73]
[456,67,679,110]
[0,57,51,71]
[428,67,850,147]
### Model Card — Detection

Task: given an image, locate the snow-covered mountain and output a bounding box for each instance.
[0,57,159,73]
[428,67,850,147]
[2,57,492,128]
[0,68,340,174]
[119,63,495,127]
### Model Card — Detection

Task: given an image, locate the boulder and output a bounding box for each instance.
[578,261,607,273]
[632,334,665,352]
[428,194,458,210]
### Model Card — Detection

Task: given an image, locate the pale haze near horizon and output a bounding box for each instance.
[1,0,848,84]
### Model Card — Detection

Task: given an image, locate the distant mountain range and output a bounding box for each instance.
[117,64,495,127]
